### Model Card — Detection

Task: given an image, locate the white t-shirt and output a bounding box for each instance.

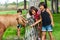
[26,13,31,19]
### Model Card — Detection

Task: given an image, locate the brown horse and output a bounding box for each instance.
[0,14,27,40]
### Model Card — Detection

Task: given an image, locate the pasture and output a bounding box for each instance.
[0,10,60,40]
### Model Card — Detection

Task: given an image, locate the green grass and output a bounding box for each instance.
[0,10,27,15]
[52,14,60,40]
[0,10,16,14]
[2,27,25,40]
[0,10,60,40]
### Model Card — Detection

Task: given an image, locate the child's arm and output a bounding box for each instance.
[31,15,42,27]
[16,15,26,26]
[46,8,54,27]
[22,16,27,21]
[21,15,28,24]
[16,18,19,24]
[31,19,41,27]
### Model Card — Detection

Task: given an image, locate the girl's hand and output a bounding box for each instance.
[30,25,34,27]
[26,21,28,24]
[30,25,33,28]
[30,24,35,27]
[51,22,54,27]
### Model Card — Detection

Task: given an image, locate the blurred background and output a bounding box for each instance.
[0,0,29,11]
[0,0,60,13]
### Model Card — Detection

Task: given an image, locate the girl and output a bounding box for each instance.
[38,2,54,40]
[29,6,42,40]
[31,2,54,40]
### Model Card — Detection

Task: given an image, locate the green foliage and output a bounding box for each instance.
[8,1,29,6]
[18,1,29,6]
[40,0,44,2]
[9,2,16,5]
[53,14,60,23]
[2,27,17,39]
[18,1,24,6]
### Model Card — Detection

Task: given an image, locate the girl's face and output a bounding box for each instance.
[39,5,44,11]
[32,10,36,15]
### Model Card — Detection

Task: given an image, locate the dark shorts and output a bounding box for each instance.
[17,24,22,28]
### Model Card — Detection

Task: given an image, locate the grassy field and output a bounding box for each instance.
[0,10,60,40]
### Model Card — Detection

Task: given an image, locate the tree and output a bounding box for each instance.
[51,0,59,13]
[16,0,18,9]
[29,0,40,9]
[55,0,58,13]
[45,0,47,7]
[24,0,26,9]
[5,0,8,10]
[51,0,54,13]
